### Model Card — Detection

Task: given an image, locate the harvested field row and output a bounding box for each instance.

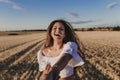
[0,33,46,52]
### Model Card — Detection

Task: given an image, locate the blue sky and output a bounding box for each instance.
[0,0,120,31]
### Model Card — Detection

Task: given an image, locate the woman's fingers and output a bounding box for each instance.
[45,64,51,70]
[44,64,53,74]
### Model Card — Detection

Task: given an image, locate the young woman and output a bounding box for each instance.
[37,19,85,80]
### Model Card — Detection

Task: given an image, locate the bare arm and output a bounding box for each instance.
[53,53,72,71]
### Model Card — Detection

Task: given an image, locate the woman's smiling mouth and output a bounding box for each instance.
[55,34,61,37]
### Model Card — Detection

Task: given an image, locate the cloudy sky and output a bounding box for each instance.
[0,0,120,31]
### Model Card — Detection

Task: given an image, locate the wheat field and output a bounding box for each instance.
[0,31,120,80]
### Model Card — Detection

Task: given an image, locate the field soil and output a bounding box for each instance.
[0,31,120,80]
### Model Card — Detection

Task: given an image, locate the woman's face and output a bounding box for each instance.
[51,22,65,42]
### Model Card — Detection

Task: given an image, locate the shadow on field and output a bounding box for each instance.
[75,60,110,80]
[0,62,42,80]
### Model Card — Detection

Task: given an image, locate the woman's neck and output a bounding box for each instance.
[52,41,63,50]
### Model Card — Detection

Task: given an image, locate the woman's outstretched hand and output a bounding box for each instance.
[40,64,53,80]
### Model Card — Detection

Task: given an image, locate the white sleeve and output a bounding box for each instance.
[62,42,77,56]
[62,42,84,67]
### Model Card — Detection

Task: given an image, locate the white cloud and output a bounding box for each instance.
[65,12,96,24]
[66,12,79,18]
[107,2,119,9]
[0,0,25,11]
[12,4,25,11]
[0,0,12,3]
[70,20,95,24]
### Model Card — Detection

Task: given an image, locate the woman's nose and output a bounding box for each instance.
[56,28,60,33]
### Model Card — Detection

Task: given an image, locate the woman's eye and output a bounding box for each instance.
[60,28,64,31]
[52,28,56,30]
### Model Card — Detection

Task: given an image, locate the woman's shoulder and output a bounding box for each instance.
[64,41,77,48]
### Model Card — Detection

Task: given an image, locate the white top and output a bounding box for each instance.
[37,41,84,78]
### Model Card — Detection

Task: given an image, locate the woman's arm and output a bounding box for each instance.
[52,53,73,80]
[53,53,72,71]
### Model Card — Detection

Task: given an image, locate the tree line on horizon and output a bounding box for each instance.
[74,25,120,31]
